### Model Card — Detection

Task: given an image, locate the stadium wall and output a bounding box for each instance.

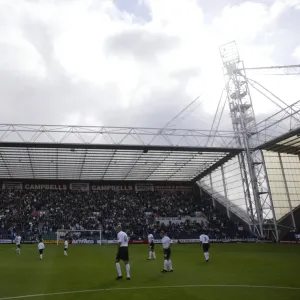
[198,156,252,227]
[263,151,300,232]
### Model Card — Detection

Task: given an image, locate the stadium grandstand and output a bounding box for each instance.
[0,42,300,245]
[1,0,300,296]
[0,33,300,300]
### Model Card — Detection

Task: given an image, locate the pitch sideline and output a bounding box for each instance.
[1,284,300,300]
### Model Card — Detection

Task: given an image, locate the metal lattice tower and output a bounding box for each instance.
[219,41,278,240]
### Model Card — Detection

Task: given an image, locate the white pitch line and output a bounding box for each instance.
[1,284,300,300]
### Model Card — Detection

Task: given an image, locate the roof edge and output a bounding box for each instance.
[0,141,243,153]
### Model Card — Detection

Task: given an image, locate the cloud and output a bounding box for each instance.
[281,0,300,7]
[105,28,180,62]
[293,46,300,59]
[0,0,298,132]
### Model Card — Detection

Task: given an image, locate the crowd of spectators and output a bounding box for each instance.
[0,188,251,241]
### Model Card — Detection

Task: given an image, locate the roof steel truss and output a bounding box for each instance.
[0,124,237,148]
[0,146,240,181]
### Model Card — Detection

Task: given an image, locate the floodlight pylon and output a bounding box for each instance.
[219,41,278,240]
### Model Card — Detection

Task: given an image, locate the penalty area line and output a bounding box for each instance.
[1,284,300,300]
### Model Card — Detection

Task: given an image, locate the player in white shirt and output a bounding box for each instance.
[147,232,156,260]
[15,234,21,255]
[161,231,173,273]
[115,225,131,280]
[199,233,210,262]
[64,239,68,256]
[38,240,45,260]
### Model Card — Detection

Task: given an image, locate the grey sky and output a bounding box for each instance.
[0,0,299,130]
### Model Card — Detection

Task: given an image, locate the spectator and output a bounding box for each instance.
[0,188,252,241]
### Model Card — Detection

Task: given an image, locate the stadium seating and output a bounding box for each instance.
[0,189,252,241]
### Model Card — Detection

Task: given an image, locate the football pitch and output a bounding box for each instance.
[0,243,299,300]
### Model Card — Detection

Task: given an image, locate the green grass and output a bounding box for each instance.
[0,243,300,300]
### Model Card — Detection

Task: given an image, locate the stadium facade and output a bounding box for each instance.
[0,42,299,242]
